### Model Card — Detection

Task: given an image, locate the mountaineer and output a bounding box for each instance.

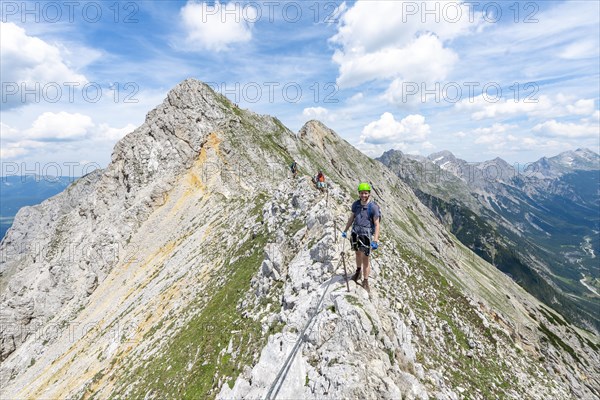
[341,182,380,294]
[290,160,298,178]
[315,170,326,192]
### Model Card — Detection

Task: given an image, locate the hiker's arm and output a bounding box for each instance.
[343,213,354,232]
[373,217,380,242]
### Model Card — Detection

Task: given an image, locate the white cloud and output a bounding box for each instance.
[450,118,597,156]
[472,123,517,136]
[25,112,93,141]
[334,33,458,89]
[331,0,479,53]
[3,112,137,143]
[456,94,598,121]
[559,40,598,60]
[330,1,481,90]
[474,134,501,145]
[566,99,595,116]
[471,124,517,147]
[532,120,600,139]
[0,115,136,159]
[303,107,329,119]
[360,112,430,145]
[348,92,364,103]
[180,1,256,52]
[0,146,27,159]
[421,141,435,150]
[95,123,137,141]
[0,22,87,90]
[518,137,570,153]
[467,2,599,61]
[0,140,45,159]
[446,124,500,153]
[0,122,20,140]
[456,95,546,120]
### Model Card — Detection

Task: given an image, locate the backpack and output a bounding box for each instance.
[290,162,297,172]
[367,202,381,233]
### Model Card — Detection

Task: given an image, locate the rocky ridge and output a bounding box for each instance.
[0,79,598,399]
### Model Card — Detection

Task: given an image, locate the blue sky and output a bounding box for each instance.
[1,0,599,177]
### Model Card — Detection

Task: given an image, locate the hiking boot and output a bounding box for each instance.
[349,268,361,283]
[362,279,370,294]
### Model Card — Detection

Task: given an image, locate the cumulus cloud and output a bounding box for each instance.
[0,122,19,140]
[532,120,600,138]
[0,140,45,159]
[331,0,478,53]
[330,1,481,91]
[348,93,364,103]
[452,119,597,155]
[472,123,517,136]
[0,115,136,159]
[456,94,598,121]
[360,112,430,145]
[333,33,458,89]
[25,112,94,141]
[469,123,518,148]
[0,22,87,93]
[180,1,256,52]
[566,99,596,115]
[96,123,137,141]
[303,107,329,119]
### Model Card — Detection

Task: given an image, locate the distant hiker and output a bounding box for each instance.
[290,160,298,178]
[341,182,380,294]
[315,170,326,192]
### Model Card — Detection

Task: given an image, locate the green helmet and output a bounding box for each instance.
[358,182,371,192]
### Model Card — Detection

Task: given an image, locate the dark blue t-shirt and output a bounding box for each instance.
[351,200,380,236]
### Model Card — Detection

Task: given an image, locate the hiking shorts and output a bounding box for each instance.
[351,232,371,256]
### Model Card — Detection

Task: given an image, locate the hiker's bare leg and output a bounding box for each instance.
[360,252,370,279]
[355,251,361,271]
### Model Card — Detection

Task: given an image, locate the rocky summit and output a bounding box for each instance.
[1,79,598,399]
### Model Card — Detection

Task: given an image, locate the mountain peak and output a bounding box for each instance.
[428,150,457,163]
[529,148,600,177]
[574,147,598,155]
[567,148,600,163]
[298,120,340,150]
[166,78,226,107]
[485,156,512,169]
[382,148,403,155]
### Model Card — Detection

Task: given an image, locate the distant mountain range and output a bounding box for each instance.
[0,176,72,239]
[378,148,600,332]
